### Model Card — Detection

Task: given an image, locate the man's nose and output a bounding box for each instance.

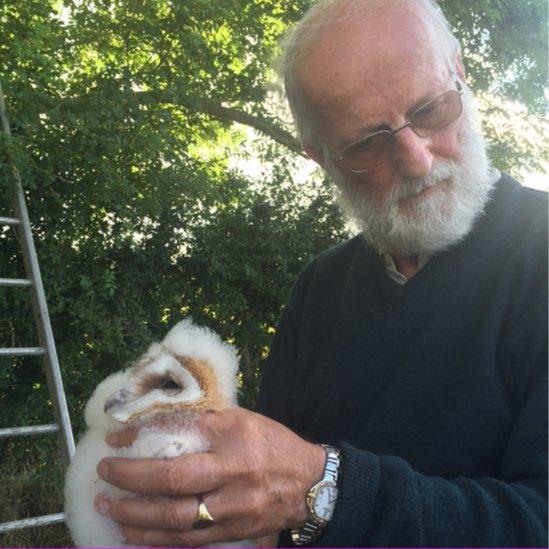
[392,126,433,178]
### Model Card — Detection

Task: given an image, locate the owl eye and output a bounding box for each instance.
[160,378,183,391]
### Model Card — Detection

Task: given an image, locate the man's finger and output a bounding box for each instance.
[95,492,227,531]
[196,408,252,443]
[106,417,172,447]
[120,523,239,548]
[106,427,139,448]
[97,452,223,495]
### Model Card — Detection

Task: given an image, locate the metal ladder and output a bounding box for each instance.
[0,81,75,534]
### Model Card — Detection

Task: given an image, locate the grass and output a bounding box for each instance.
[0,440,73,547]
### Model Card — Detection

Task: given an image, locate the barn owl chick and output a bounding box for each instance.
[64,318,249,547]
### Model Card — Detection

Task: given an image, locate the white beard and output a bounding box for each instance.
[325,87,497,257]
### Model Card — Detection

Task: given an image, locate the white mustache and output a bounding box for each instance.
[388,163,455,203]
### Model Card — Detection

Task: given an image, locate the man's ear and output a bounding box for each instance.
[303,143,324,167]
[454,54,466,82]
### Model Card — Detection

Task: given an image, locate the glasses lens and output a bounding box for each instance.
[409,90,462,137]
[343,131,394,172]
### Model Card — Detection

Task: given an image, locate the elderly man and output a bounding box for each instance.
[95,0,547,546]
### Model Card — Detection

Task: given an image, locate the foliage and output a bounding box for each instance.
[0,0,345,435]
[0,0,546,540]
[442,0,546,111]
[0,440,71,547]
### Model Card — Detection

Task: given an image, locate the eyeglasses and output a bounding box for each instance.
[334,79,463,173]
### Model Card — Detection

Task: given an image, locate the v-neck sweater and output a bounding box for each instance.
[257,174,548,547]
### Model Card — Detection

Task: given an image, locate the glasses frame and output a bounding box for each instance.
[334,78,464,173]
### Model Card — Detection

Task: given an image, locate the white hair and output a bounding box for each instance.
[278,0,462,148]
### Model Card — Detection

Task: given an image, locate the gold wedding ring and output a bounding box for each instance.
[192,495,215,529]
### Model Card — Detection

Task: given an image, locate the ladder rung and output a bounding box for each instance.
[0,215,20,226]
[0,512,66,533]
[0,424,59,439]
[0,347,45,356]
[0,277,32,287]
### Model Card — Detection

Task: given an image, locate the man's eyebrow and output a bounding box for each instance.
[345,123,390,145]
[407,90,441,115]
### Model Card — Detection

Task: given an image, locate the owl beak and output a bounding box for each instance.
[104,389,130,415]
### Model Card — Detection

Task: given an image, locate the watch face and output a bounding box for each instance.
[313,483,338,521]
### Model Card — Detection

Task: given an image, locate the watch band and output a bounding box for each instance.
[291,444,341,545]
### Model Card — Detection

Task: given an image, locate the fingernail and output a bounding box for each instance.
[95,495,110,516]
[97,458,110,479]
[120,525,134,544]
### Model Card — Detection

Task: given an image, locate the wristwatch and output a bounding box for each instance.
[291,444,341,545]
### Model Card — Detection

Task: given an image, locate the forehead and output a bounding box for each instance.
[296,2,451,139]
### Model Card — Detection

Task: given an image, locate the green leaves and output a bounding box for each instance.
[441,0,547,114]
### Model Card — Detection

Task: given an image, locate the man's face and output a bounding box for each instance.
[297,2,494,256]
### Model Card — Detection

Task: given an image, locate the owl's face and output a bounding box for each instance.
[104,350,229,423]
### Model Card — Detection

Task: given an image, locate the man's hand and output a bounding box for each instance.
[95,408,326,546]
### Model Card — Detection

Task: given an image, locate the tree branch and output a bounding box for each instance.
[60,88,306,157]
[200,102,305,157]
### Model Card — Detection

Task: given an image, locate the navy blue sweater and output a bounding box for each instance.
[257,174,548,547]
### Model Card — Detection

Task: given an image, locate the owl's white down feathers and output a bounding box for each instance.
[64,318,244,547]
